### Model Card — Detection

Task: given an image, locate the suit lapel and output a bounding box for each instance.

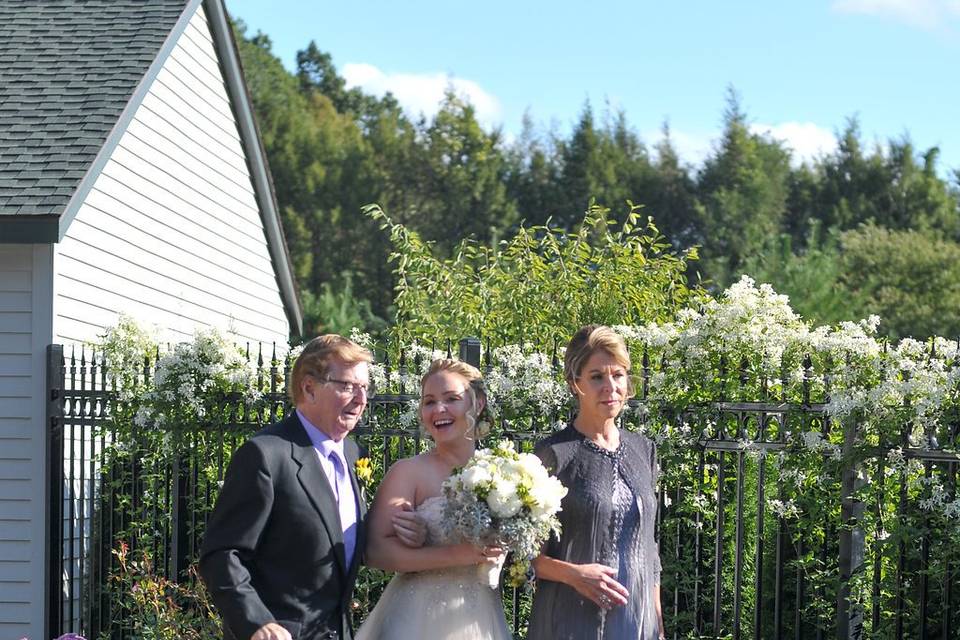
[343,440,367,582]
[287,417,348,578]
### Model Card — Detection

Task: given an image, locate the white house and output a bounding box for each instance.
[0,0,302,637]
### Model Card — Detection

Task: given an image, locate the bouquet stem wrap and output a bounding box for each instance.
[478,552,507,588]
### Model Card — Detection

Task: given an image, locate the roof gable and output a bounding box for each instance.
[0,0,301,334]
[0,0,189,219]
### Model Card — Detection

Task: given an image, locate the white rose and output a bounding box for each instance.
[528,477,567,519]
[498,459,526,484]
[486,479,522,518]
[494,439,515,455]
[517,453,548,481]
[461,465,493,491]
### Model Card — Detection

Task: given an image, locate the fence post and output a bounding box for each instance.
[459,337,481,368]
[170,446,190,581]
[837,413,866,640]
[45,344,65,639]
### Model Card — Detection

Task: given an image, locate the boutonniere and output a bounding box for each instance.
[355,457,373,501]
[355,457,373,484]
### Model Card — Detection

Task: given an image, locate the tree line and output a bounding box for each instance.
[233,22,960,341]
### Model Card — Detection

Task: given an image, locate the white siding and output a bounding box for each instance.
[54,3,290,347]
[0,244,53,640]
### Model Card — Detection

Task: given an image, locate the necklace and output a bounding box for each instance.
[573,420,620,451]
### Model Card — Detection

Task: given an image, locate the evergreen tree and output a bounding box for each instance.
[790,120,959,242]
[645,124,700,251]
[697,89,791,282]
[555,103,660,228]
[407,91,518,253]
[504,111,564,227]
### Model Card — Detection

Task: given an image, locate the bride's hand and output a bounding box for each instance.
[480,545,506,565]
[567,563,629,610]
[453,542,504,565]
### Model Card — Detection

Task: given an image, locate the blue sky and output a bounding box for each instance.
[225,0,959,173]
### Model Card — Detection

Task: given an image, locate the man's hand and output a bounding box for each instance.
[391,503,427,547]
[251,622,292,640]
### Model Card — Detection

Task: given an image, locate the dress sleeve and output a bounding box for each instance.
[534,442,558,475]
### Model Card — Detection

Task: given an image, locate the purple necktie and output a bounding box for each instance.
[328,450,357,566]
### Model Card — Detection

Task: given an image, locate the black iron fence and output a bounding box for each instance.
[46,339,960,639]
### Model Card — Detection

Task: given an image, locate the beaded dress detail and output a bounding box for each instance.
[527,426,662,640]
[355,496,511,640]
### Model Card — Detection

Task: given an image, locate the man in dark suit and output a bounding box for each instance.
[200,334,410,640]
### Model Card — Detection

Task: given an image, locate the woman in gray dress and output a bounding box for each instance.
[529,325,666,640]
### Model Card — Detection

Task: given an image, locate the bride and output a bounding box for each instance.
[356,359,512,640]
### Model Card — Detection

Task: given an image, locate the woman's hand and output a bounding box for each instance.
[567,563,629,610]
[452,542,504,565]
[482,546,508,566]
[250,622,292,640]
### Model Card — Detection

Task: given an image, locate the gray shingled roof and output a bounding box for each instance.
[0,0,188,218]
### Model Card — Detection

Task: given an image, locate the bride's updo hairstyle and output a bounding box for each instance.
[420,358,492,439]
[563,325,636,401]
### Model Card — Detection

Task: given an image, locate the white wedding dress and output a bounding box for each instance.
[356,496,512,640]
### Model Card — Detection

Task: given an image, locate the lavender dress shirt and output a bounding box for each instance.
[297,409,359,566]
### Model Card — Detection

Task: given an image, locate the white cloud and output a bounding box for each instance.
[342,63,502,128]
[750,122,837,166]
[644,128,714,167]
[644,123,836,168]
[831,0,960,30]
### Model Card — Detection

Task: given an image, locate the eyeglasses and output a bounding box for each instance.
[323,378,375,398]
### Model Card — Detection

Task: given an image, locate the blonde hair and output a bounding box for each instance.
[563,325,635,399]
[288,334,373,404]
[420,358,491,438]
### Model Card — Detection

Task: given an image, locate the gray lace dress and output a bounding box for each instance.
[528,425,662,640]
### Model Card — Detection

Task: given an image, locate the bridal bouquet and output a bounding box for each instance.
[442,440,567,588]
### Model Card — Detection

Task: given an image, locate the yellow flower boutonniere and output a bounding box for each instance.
[355,457,373,504]
[355,457,373,485]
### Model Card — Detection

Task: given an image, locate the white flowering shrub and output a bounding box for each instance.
[96,314,159,403]
[91,322,281,562]
[611,276,960,635]
[484,344,569,425]
[133,328,264,431]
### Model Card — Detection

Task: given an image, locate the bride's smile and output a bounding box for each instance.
[420,370,475,444]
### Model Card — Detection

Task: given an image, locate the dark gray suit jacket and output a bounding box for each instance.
[199,414,368,640]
